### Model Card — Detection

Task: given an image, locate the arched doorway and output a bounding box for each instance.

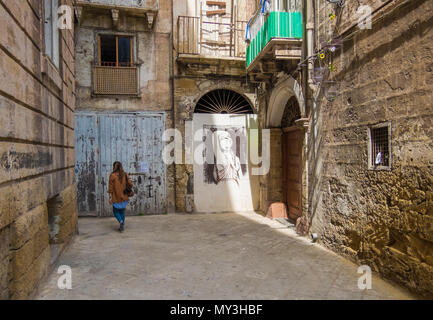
[192,89,259,213]
[265,75,306,224]
[281,97,303,221]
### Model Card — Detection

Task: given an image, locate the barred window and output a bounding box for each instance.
[368,123,391,170]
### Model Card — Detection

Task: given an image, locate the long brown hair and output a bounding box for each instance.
[112,161,126,181]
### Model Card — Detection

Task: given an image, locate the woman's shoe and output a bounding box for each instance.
[119,222,124,232]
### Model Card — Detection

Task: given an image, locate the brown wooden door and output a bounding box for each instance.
[282,128,303,220]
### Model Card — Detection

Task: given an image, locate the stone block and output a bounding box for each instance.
[266,202,288,220]
[0,185,14,230]
[0,261,8,299]
[11,204,48,250]
[0,3,41,76]
[0,226,10,298]
[51,204,78,244]
[0,48,42,111]
[2,0,40,44]
[47,184,78,244]
[10,246,50,300]
[176,79,197,90]
[11,225,49,279]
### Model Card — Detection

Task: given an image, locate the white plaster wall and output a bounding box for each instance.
[193,114,260,213]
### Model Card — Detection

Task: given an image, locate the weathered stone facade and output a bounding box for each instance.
[1,0,430,300]
[305,0,433,297]
[245,0,432,297]
[74,0,175,213]
[0,0,78,299]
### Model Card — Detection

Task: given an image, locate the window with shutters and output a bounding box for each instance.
[44,0,60,68]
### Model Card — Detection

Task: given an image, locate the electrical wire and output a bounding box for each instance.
[300,0,415,67]
[277,0,417,90]
[247,0,416,86]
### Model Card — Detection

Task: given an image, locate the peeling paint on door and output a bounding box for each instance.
[75,112,166,217]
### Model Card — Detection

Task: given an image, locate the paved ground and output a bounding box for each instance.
[35,212,415,300]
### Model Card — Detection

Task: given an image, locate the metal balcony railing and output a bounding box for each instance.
[246,0,303,68]
[177,16,248,59]
[93,66,139,95]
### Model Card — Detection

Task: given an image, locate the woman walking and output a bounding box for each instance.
[108,161,133,232]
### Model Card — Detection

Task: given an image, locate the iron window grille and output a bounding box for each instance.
[368,123,391,170]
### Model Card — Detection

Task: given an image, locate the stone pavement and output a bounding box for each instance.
[35,212,415,300]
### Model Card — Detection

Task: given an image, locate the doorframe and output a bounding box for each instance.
[282,125,304,221]
[265,76,309,227]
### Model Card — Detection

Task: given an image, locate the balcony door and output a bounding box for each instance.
[98,34,133,67]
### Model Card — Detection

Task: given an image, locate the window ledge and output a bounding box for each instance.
[91,94,142,98]
[41,55,62,91]
[368,166,392,171]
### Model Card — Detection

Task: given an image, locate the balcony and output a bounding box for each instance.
[245,0,303,82]
[75,0,158,29]
[93,66,139,96]
[176,15,248,74]
[77,0,158,8]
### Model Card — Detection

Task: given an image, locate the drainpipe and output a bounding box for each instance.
[301,0,314,235]
[306,0,318,95]
[170,0,177,214]
[302,0,308,116]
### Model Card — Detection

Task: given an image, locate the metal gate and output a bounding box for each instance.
[75,112,166,217]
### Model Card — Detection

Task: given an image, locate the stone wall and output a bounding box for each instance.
[307,0,433,297]
[0,0,78,299]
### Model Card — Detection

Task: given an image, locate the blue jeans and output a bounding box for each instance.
[113,207,126,224]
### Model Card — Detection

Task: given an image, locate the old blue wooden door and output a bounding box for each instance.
[75,112,166,217]
[75,114,98,215]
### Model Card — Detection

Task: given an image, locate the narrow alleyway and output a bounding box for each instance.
[35,212,414,300]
